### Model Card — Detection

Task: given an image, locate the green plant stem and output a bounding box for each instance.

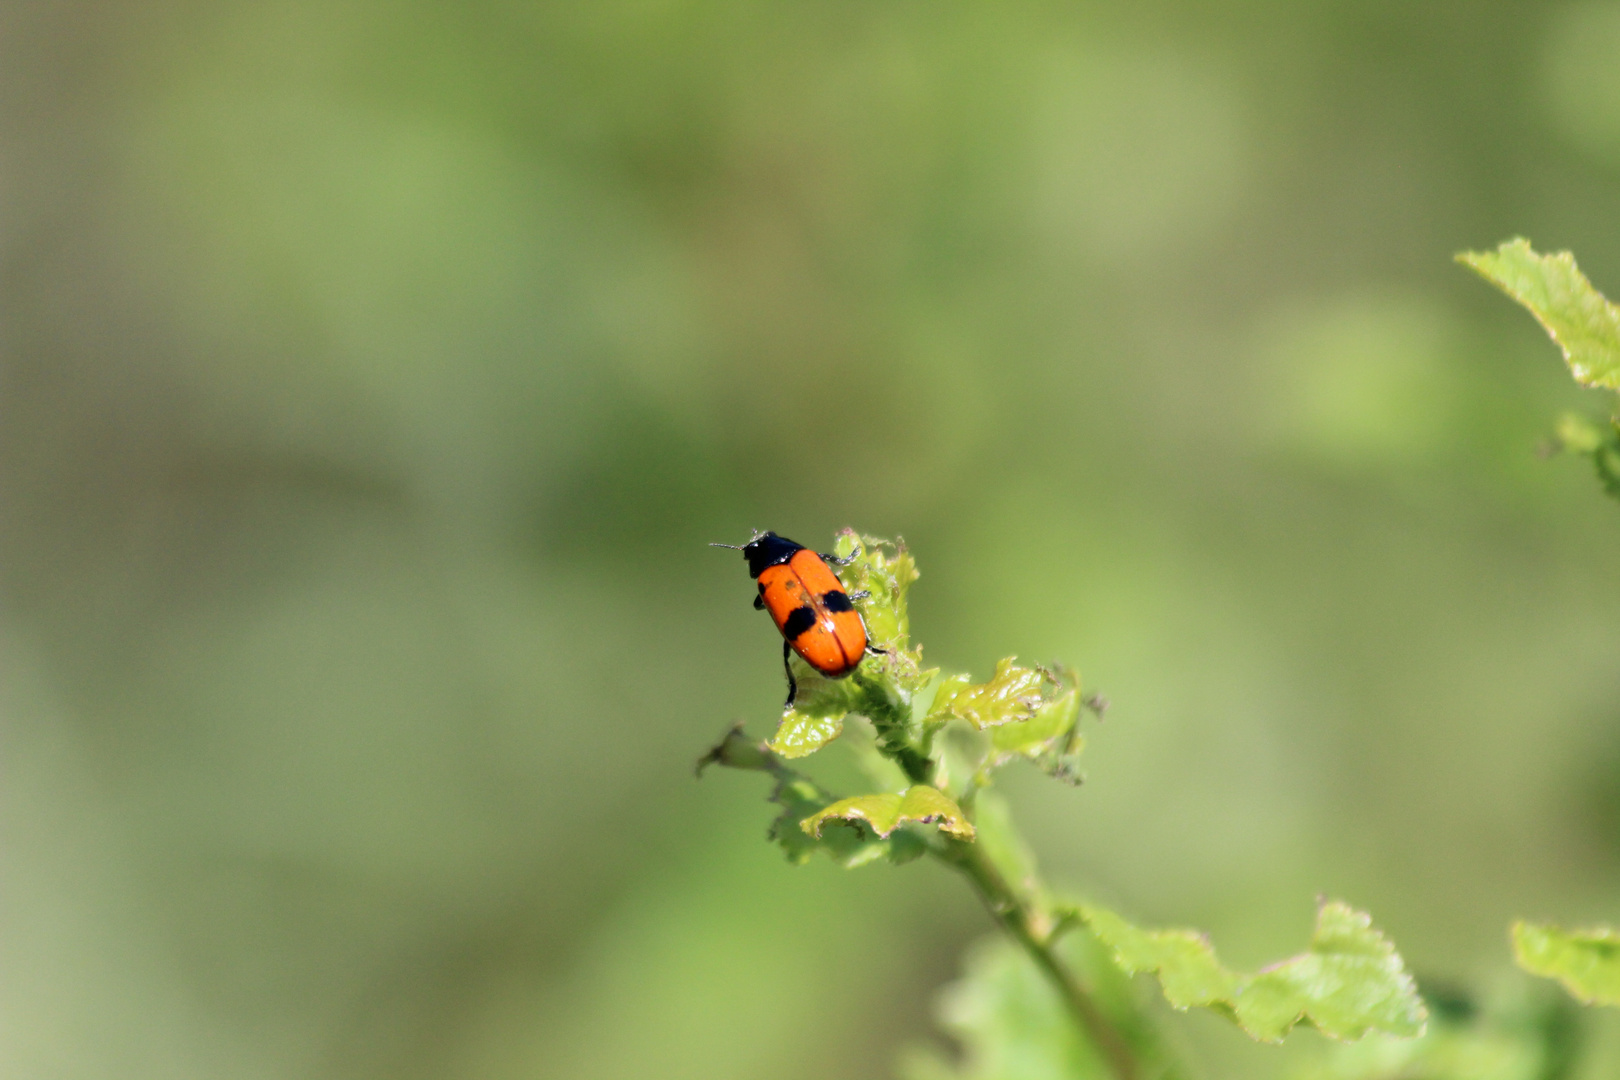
[700,723,1138,1080]
[858,683,934,785]
[937,836,1139,1080]
[891,743,933,786]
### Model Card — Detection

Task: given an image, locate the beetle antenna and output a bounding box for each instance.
[711,528,765,550]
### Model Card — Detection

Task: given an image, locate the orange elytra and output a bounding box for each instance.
[712,531,871,706]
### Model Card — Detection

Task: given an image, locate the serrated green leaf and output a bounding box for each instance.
[801,784,975,840]
[928,657,1051,729]
[1513,920,1620,1006]
[987,682,1084,783]
[987,689,1079,754]
[1458,239,1620,392]
[1458,245,1620,504]
[1080,906,1238,1009]
[929,660,1086,781]
[770,709,844,758]
[922,674,973,726]
[1076,900,1426,1042]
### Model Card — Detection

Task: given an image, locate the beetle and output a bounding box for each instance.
[712,531,874,706]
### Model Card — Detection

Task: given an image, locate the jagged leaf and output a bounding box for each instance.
[928,660,1086,781]
[801,784,975,840]
[1457,239,1620,392]
[1076,900,1426,1042]
[987,688,1079,754]
[770,709,844,758]
[1080,907,1237,1009]
[1238,903,1426,1041]
[927,657,1051,729]
[924,674,973,723]
[1513,920,1620,1006]
[986,678,1084,782]
[1459,244,1620,503]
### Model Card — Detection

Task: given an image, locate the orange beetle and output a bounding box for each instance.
[714,531,871,705]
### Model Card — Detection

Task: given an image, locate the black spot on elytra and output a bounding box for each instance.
[782,605,817,640]
[821,590,854,613]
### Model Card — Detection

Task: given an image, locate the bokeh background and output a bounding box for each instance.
[8,2,1620,1077]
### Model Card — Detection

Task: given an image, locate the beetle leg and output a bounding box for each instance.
[782,640,798,708]
[847,589,871,602]
[856,609,885,657]
[820,548,859,566]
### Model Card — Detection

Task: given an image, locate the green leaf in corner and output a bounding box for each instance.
[1457,239,1620,393]
[1075,900,1427,1042]
[801,785,976,841]
[1513,919,1620,1006]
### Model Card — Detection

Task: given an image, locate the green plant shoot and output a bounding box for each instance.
[701,529,1425,1080]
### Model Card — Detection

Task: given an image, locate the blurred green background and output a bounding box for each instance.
[8,2,1620,1077]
